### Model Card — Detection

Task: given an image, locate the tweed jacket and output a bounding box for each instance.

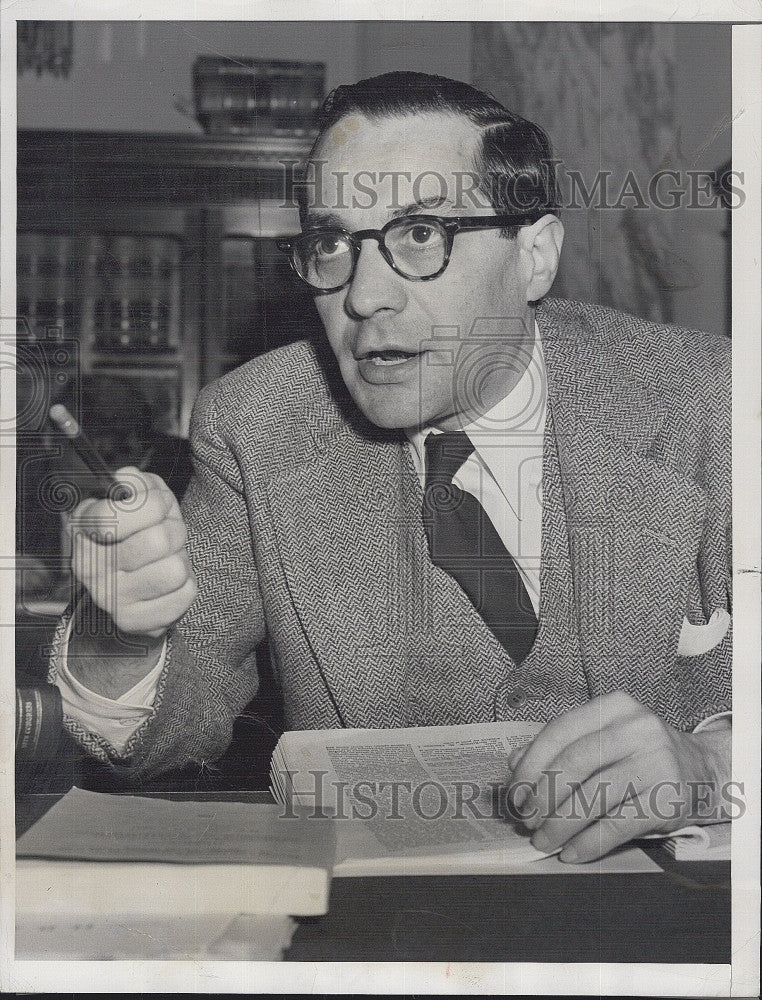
[57,298,732,775]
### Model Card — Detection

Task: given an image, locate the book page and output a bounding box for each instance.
[16,787,334,868]
[333,842,663,876]
[271,720,546,863]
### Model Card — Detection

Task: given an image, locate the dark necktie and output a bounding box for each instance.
[423,431,539,663]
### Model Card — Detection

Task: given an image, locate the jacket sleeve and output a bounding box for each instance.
[50,380,267,779]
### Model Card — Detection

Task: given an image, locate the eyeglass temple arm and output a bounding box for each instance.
[452,213,545,230]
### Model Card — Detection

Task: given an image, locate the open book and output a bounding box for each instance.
[16,787,335,917]
[270,719,552,874]
[269,720,728,874]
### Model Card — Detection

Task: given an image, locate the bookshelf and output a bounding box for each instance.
[16,129,325,437]
[15,129,325,646]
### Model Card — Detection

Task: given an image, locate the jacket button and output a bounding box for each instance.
[506,687,527,709]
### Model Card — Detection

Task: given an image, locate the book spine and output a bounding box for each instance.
[192,57,324,135]
[16,684,63,760]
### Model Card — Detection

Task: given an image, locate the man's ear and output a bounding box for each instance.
[518,214,564,302]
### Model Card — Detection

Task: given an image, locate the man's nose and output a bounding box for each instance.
[344,238,406,319]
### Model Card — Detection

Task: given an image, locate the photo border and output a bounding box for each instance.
[1,4,759,996]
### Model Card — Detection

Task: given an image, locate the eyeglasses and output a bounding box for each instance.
[277,213,541,293]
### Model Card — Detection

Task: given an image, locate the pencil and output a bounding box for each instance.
[48,403,132,501]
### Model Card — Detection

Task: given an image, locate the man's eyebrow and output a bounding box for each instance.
[389,196,454,220]
[303,210,345,230]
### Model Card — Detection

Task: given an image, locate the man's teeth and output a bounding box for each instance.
[368,350,416,365]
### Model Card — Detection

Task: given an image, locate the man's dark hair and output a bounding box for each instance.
[301,70,560,237]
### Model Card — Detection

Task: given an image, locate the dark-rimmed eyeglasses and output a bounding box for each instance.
[276,213,541,293]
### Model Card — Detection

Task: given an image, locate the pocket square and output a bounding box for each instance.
[677,608,731,657]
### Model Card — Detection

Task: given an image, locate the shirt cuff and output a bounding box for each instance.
[645,711,733,841]
[693,711,732,733]
[54,615,166,755]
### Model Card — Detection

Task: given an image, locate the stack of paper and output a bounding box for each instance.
[16,788,335,924]
[663,822,731,860]
[16,912,298,961]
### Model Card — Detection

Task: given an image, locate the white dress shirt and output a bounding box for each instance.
[56,618,166,753]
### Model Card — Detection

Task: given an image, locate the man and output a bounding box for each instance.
[52,73,731,863]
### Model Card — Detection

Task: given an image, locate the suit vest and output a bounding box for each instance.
[396,403,590,728]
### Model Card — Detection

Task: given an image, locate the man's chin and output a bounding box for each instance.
[348,384,427,431]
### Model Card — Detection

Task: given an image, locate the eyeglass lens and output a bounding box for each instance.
[294,218,448,289]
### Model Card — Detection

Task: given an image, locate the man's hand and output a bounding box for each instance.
[506,691,731,863]
[65,468,197,640]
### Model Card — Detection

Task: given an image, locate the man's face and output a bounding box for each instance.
[307,111,536,431]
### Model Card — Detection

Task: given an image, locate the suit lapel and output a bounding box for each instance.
[265,413,408,723]
[539,302,708,690]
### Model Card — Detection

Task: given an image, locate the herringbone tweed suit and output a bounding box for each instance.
[53,298,732,776]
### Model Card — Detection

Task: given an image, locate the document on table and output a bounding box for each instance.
[16,787,331,865]
[16,788,335,918]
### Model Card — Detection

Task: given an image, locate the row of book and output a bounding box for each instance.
[18,230,181,350]
[193,57,325,136]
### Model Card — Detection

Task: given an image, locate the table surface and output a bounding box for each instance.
[15,790,730,964]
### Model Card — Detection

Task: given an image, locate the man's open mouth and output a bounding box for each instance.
[360,349,419,366]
